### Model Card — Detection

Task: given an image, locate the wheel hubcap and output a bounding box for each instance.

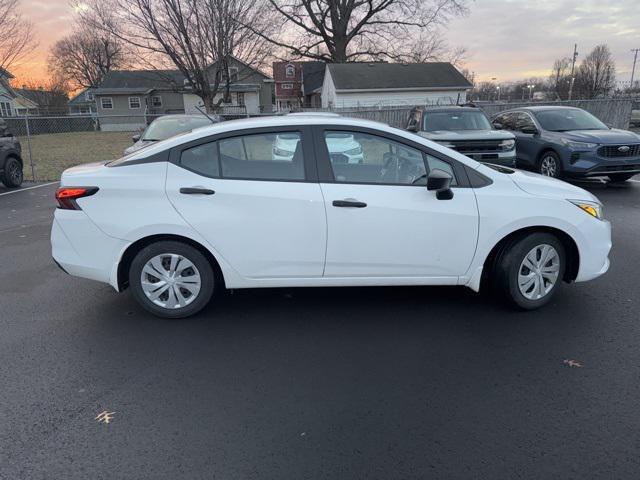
[540,156,557,177]
[8,161,21,183]
[140,253,201,309]
[518,244,560,300]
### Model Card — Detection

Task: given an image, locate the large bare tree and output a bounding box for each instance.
[256,0,468,63]
[575,44,616,99]
[82,0,275,111]
[48,27,129,89]
[548,57,572,100]
[0,0,37,72]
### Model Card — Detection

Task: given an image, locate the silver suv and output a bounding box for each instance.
[407,105,516,167]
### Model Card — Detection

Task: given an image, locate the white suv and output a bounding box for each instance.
[51,115,611,318]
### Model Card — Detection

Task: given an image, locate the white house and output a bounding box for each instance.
[321,63,473,108]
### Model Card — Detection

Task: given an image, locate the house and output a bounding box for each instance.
[16,87,69,116]
[301,62,325,108]
[273,61,326,110]
[68,88,98,115]
[94,58,273,131]
[0,68,38,117]
[320,62,473,108]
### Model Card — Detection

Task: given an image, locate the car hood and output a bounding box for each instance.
[124,140,156,155]
[416,130,514,141]
[503,167,599,203]
[560,129,640,144]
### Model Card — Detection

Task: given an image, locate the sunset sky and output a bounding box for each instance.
[12,0,640,86]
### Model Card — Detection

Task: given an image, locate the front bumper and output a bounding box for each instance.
[575,219,612,283]
[455,150,516,167]
[561,150,640,177]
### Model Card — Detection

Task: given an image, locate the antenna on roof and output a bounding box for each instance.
[194,103,218,124]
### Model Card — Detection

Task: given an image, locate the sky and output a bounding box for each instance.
[11,0,640,87]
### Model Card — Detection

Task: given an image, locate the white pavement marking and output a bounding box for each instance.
[0,182,59,197]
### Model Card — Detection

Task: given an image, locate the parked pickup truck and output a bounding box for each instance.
[406,105,516,167]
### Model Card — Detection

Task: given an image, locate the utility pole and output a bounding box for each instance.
[568,43,578,100]
[630,48,640,90]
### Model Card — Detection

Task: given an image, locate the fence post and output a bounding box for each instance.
[24,114,36,182]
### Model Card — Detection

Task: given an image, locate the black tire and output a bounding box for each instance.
[607,173,635,183]
[129,240,215,319]
[494,233,566,310]
[1,156,23,188]
[537,151,562,178]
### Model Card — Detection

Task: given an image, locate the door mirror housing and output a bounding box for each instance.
[132,133,141,143]
[427,169,454,200]
[492,122,503,130]
[520,125,538,135]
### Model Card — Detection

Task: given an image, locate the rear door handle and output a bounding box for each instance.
[180,187,215,195]
[332,200,367,208]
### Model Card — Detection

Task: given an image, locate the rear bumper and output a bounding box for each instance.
[51,210,129,289]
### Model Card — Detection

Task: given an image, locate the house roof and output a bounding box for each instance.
[326,62,473,92]
[302,62,325,95]
[68,87,96,105]
[96,70,185,92]
[16,88,68,107]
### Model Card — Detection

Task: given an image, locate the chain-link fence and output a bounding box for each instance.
[3,97,636,182]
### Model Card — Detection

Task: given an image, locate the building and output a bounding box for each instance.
[272,61,304,110]
[0,68,38,117]
[301,62,325,108]
[94,58,273,131]
[321,62,473,108]
[68,88,98,115]
[15,87,69,115]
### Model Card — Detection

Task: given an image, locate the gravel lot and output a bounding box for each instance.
[1,178,639,479]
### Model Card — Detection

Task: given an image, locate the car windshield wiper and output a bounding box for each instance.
[141,138,161,141]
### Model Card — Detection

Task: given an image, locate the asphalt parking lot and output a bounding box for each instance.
[1,178,640,479]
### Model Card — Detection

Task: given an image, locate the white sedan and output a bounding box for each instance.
[51,115,611,318]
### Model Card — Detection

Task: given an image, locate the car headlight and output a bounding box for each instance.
[560,139,598,150]
[568,200,604,220]
[499,139,515,151]
[344,146,362,155]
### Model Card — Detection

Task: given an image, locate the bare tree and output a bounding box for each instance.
[48,27,129,89]
[575,44,616,99]
[82,0,275,111]
[255,0,468,63]
[548,57,572,100]
[0,0,37,71]
[16,77,70,114]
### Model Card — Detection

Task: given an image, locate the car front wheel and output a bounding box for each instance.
[538,151,562,178]
[129,241,215,318]
[495,233,566,310]
[1,157,23,188]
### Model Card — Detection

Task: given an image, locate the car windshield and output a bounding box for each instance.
[423,111,492,131]
[142,116,212,141]
[534,109,608,132]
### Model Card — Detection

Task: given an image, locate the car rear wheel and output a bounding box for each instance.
[538,151,562,178]
[607,173,635,183]
[129,241,215,318]
[494,233,566,310]
[1,157,23,188]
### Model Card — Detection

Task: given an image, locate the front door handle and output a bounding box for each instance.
[180,187,215,195]
[332,199,367,208]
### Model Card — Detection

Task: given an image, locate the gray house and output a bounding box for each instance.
[68,88,98,115]
[94,58,273,131]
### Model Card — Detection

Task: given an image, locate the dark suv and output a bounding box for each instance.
[492,106,640,182]
[0,118,23,188]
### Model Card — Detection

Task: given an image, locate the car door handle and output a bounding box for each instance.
[180,187,215,195]
[332,200,367,208]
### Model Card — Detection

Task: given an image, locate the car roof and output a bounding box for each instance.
[152,114,214,122]
[500,106,581,113]
[418,105,480,112]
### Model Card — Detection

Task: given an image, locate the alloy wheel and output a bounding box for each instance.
[8,160,22,185]
[517,244,560,300]
[540,156,558,177]
[140,253,202,309]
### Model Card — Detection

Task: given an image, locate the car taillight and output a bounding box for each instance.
[55,187,99,210]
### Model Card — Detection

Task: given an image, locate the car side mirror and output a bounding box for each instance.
[492,122,503,130]
[427,169,454,200]
[520,125,538,135]
[406,123,418,132]
[132,134,141,143]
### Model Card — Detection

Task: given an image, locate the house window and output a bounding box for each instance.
[85,91,94,101]
[285,64,295,77]
[282,83,293,90]
[229,67,239,82]
[129,96,141,109]
[237,92,245,106]
[151,96,162,108]
[0,102,12,117]
[101,97,113,109]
